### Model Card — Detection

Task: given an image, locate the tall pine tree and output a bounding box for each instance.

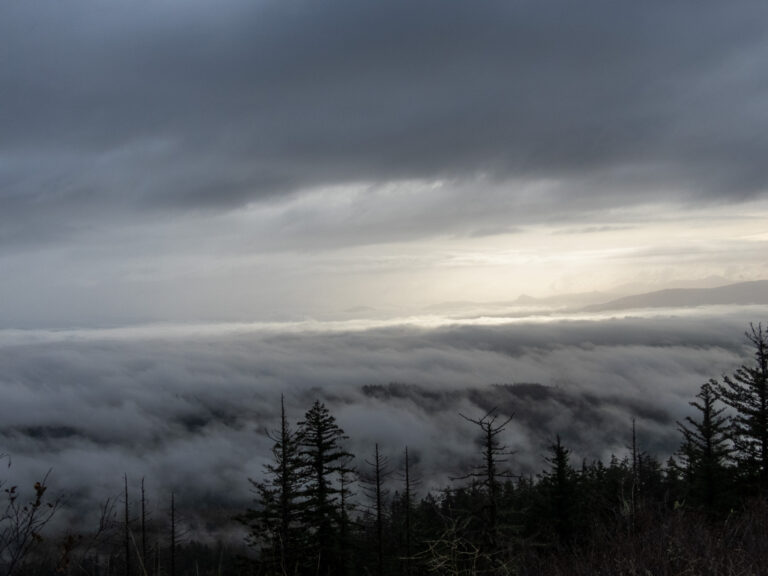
[717,323,768,490]
[540,435,577,543]
[242,395,304,575]
[677,380,731,512]
[298,400,354,576]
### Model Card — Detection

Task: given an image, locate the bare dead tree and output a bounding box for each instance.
[0,467,58,576]
[396,445,422,576]
[124,475,130,576]
[363,443,391,576]
[169,493,176,576]
[416,511,515,576]
[57,496,119,576]
[630,417,638,530]
[338,460,356,576]
[456,408,516,552]
[141,478,147,574]
[403,446,414,574]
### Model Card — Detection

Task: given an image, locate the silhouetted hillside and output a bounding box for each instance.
[582,280,768,312]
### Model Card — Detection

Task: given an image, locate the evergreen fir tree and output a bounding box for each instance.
[717,323,768,489]
[298,400,354,575]
[676,380,731,512]
[242,395,304,575]
[540,435,577,543]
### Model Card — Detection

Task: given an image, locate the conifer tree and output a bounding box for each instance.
[717,323,768,489]
[677,379,731,511]
[540,435,577,543]
[298,400,354,575]
[243,395,304,574]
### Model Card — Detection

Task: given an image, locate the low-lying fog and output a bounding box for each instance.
[1,305,766,537]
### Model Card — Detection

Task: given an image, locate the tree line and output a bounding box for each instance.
[239,323,768,576]
[1,323,768,575]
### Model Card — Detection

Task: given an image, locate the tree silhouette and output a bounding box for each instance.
[677,380,731,512]
[242,395,304,575]
[0,467,58,576]
[123,475,130,576]
[169,493,176,576]
[456,408,516,565]
[337,462,356,576]
[717,323,768,490]
[362,443,390,576]
[298,400,354,575]
[540,435,577,543]
[401,446,417,575]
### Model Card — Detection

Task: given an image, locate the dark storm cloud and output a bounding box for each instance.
[2,0,768,246]
[0,309,763,532]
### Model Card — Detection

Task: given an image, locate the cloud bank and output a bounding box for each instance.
[1,308,764,535]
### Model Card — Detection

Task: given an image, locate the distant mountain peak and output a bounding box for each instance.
[582,280,768,313]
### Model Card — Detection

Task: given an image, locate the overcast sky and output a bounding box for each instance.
[2,0,768,326]
[4,3,768,539]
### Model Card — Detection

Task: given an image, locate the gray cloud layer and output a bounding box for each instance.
[2,0,768,248]
[1,309,763,535]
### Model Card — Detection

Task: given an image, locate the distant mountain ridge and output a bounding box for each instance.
[511,291,615,308]
[582,280,768,312]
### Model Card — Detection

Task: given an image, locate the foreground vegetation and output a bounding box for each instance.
[2,323,768,575]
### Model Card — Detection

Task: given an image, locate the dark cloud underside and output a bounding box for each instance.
[2,0,768,246]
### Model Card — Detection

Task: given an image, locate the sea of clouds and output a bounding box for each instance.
[0,306,765,537]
